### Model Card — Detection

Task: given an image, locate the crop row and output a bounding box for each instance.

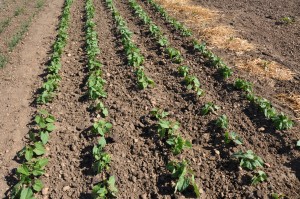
[144,0,293,131]
[126,0,269,192]
[85,0,118,198]
[150,108,201,196]
[37,0,73,104]
[106,0,155,90]
[10,0,73,198]
[136,0,296,192]
[129,0,204,97]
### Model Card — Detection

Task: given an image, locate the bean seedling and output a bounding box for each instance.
[167,160,200,197]
[224,131,243,145]
[201,102,219,115]
[232,150,264,170]
[251,170,267,185]
[216,115,228,129]
[92,176,118,199]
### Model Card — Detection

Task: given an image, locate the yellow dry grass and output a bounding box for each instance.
[202,26,254,52]
[276,94,300,120]
[235,58,294,81]
[155,0,254,52]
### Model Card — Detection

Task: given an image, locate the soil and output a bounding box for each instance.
[0,0,299,198]
[193,0,300,77]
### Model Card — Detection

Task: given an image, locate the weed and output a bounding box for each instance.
[0,18,11,34]
[0,54,7,68]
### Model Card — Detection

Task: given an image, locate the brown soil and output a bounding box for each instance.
[192,0,300,76]
[0,0,299,198]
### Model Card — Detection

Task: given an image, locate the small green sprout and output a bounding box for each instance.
[178,65,189,77]
[201,102,219,115]
[167,160,200,197]
[166,135,192,155]
[92,138,111,173]
[232,150,264,170]
[224,131,243,145]
[271,113,293,130]
[150,108,169,119]
[92,120,112,136]
[215,115,228,129]
[92,176,118,198]
[234,79,253,93]
[251,170,267,185]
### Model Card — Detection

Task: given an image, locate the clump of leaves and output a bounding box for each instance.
[178,65,189,77]
[167,160,200,197]
[94,101,109,117]
[184,75,204,96]
[18,142,46,161]
[150,108,169,119]
[92,120,112,136]
[11,158,49,198]
[165,47,183,63]
[136,66,155,89]
[234,79,253,93]
[224,131,243,145]
[215,115,228,129]
[232,150,264,170]
[157,119,180,138]
[218,65,233,78]
[92,176,118,199]
[201,102,219,115]
[34,109,55,145]
[92,138,111,173]
[158,35,169,47]
[271,113,293,130]
[251,170,267,185]
[166,134,192,155]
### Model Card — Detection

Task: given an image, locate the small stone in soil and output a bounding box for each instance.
[63,186,71,191]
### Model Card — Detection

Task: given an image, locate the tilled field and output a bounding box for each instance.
[0,0,299,198]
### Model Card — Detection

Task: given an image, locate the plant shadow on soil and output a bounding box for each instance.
[286,157,300,180]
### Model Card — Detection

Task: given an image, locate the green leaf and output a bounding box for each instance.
[33,142,46,155]
[175,176,190,192]
[17,165,30,176]
[37,158,49,167]
[46,123,55,132]
[40,131,49,145]
[297,140,300,147]
[25,147,33,161]
[20,188,35,199]
[33,179,43,192]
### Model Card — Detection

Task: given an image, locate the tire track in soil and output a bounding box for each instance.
[0,0,64,197]
[108,0,300,197]
[40,0,94,198]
